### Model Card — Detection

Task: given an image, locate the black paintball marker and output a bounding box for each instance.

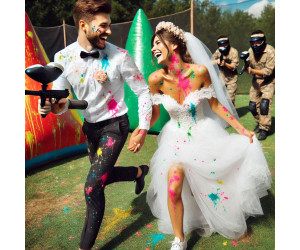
[239,51,250,75]
[25,62,88,118]
[219,47,226,65]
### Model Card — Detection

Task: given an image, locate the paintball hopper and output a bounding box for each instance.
[25,62,64,84]
[240,51,249,61]
[239,51,250,75]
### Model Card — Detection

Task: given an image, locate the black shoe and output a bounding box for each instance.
[135,165,149,195]
[254,124,260,133]
[258,130,268,140]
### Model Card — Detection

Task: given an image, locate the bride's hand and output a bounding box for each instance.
[240,129,255,143]
[127,133,145,153]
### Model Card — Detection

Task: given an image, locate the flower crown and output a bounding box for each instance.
[155,21,186,43]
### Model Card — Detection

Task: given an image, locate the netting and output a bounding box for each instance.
[33,0,274,95]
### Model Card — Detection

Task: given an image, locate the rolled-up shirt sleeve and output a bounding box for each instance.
[120,52,152,130]
[262,51,275,78]
[230,50,239,71]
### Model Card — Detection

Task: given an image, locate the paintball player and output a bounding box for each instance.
[213,35,239,106]
[37,0,152,249]
[246,30,275,140]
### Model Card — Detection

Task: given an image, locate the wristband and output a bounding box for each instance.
[139,130,147,136]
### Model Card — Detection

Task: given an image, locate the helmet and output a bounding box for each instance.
[217,38,230,55]
[249,35,266,55]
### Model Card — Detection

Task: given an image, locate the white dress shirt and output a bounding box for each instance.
[53,41,152,130]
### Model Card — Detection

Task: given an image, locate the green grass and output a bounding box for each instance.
[25,95,275,249]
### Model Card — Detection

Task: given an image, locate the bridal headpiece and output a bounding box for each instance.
[155,21,186,43]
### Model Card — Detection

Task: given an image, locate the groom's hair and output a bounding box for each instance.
[73,0,112,30]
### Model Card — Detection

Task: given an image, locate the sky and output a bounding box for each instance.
[209,0,275,13]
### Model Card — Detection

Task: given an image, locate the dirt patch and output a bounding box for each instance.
[25,183,85,229]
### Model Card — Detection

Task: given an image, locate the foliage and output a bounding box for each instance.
[25,0,76,26]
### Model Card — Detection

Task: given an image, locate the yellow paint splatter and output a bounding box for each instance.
[223,241,227,246]
[25,131,35,159]
[97,148,102,157]
[27,31,33,39]
[102,207,133,234]
[218,180,223,185]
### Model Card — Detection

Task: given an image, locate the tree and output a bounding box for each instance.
[26,0,76,26]
[254,5,275,47]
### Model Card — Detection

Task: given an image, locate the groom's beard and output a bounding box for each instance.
[86,31,109,50]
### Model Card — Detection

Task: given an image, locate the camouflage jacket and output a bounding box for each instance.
[213,46,239,80]
[248,44,275,85]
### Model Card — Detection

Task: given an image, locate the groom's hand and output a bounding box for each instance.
[128,129,147,153]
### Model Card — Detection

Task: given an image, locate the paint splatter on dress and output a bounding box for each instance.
[146,84,271,239]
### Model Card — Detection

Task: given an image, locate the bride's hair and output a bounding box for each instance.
[151,29,193,67]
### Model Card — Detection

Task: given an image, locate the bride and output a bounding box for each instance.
[128,21,272,250]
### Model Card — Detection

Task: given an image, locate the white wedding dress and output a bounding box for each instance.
[146,85,272,240]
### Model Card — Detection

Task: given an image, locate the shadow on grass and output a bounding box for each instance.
[236,105,250,119]
[25,152,88,177]
[99,192,155,250]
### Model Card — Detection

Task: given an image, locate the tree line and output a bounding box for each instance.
[25,0,275,52]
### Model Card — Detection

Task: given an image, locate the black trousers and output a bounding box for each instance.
[79,114,138,249]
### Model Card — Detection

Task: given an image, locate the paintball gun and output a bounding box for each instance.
[25,62,88,118]
[219,47,226,65]
[239,51,250,75]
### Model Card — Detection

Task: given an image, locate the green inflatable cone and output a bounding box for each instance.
[124,9,169,133]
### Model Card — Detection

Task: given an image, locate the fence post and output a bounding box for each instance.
[191,0,194,35]
[63,18,67,48]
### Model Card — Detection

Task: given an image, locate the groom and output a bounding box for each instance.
[37,0,152,249]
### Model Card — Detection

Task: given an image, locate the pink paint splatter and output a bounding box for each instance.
[169,53,180,71]
[99,173,108,187]
[169,175,180,185]
[146,224,152,228]
[69,236,74,239]
[231,240,238,247]
[117,48,127,54]
[136,232,141,236]
[133,74,144,82]
[224,197,229,200]
[107,98,121,117]
[106,138,116,148]
[86,186,93,195]
[229,116,234,120]
[117,229,121,232]
[222,106,229,112]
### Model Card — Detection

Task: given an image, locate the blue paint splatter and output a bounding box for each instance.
[188,103,196,123]
[63,206,70,213]
[101,54,110,71]
[148,234,166,247]
[208,192,220,207]
[92,173,95,178]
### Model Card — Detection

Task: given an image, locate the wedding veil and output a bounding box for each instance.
[184,32,239,128]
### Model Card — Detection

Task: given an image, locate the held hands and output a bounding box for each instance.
[38,98,68,115]
[127,129,147,153]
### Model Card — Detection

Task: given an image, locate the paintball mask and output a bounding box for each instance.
[249,34,266,55]
[217,38,230,55]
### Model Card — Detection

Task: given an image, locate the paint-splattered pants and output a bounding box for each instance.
[79,114,138,249]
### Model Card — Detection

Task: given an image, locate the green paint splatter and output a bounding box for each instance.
[178,122,181,128]
[210,171,215,174]
[159,81,163,85]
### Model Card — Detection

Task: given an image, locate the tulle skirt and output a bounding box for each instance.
[146,117,272,239]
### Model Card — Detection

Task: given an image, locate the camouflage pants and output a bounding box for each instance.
[249,82,275,131]
[225,79,237,106]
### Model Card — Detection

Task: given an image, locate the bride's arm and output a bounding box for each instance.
[200,67,255,143]
[127,71,162,152]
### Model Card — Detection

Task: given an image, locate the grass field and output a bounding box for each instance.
[25,94,275,250]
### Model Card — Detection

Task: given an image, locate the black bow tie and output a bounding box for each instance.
[80,51,100,59]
